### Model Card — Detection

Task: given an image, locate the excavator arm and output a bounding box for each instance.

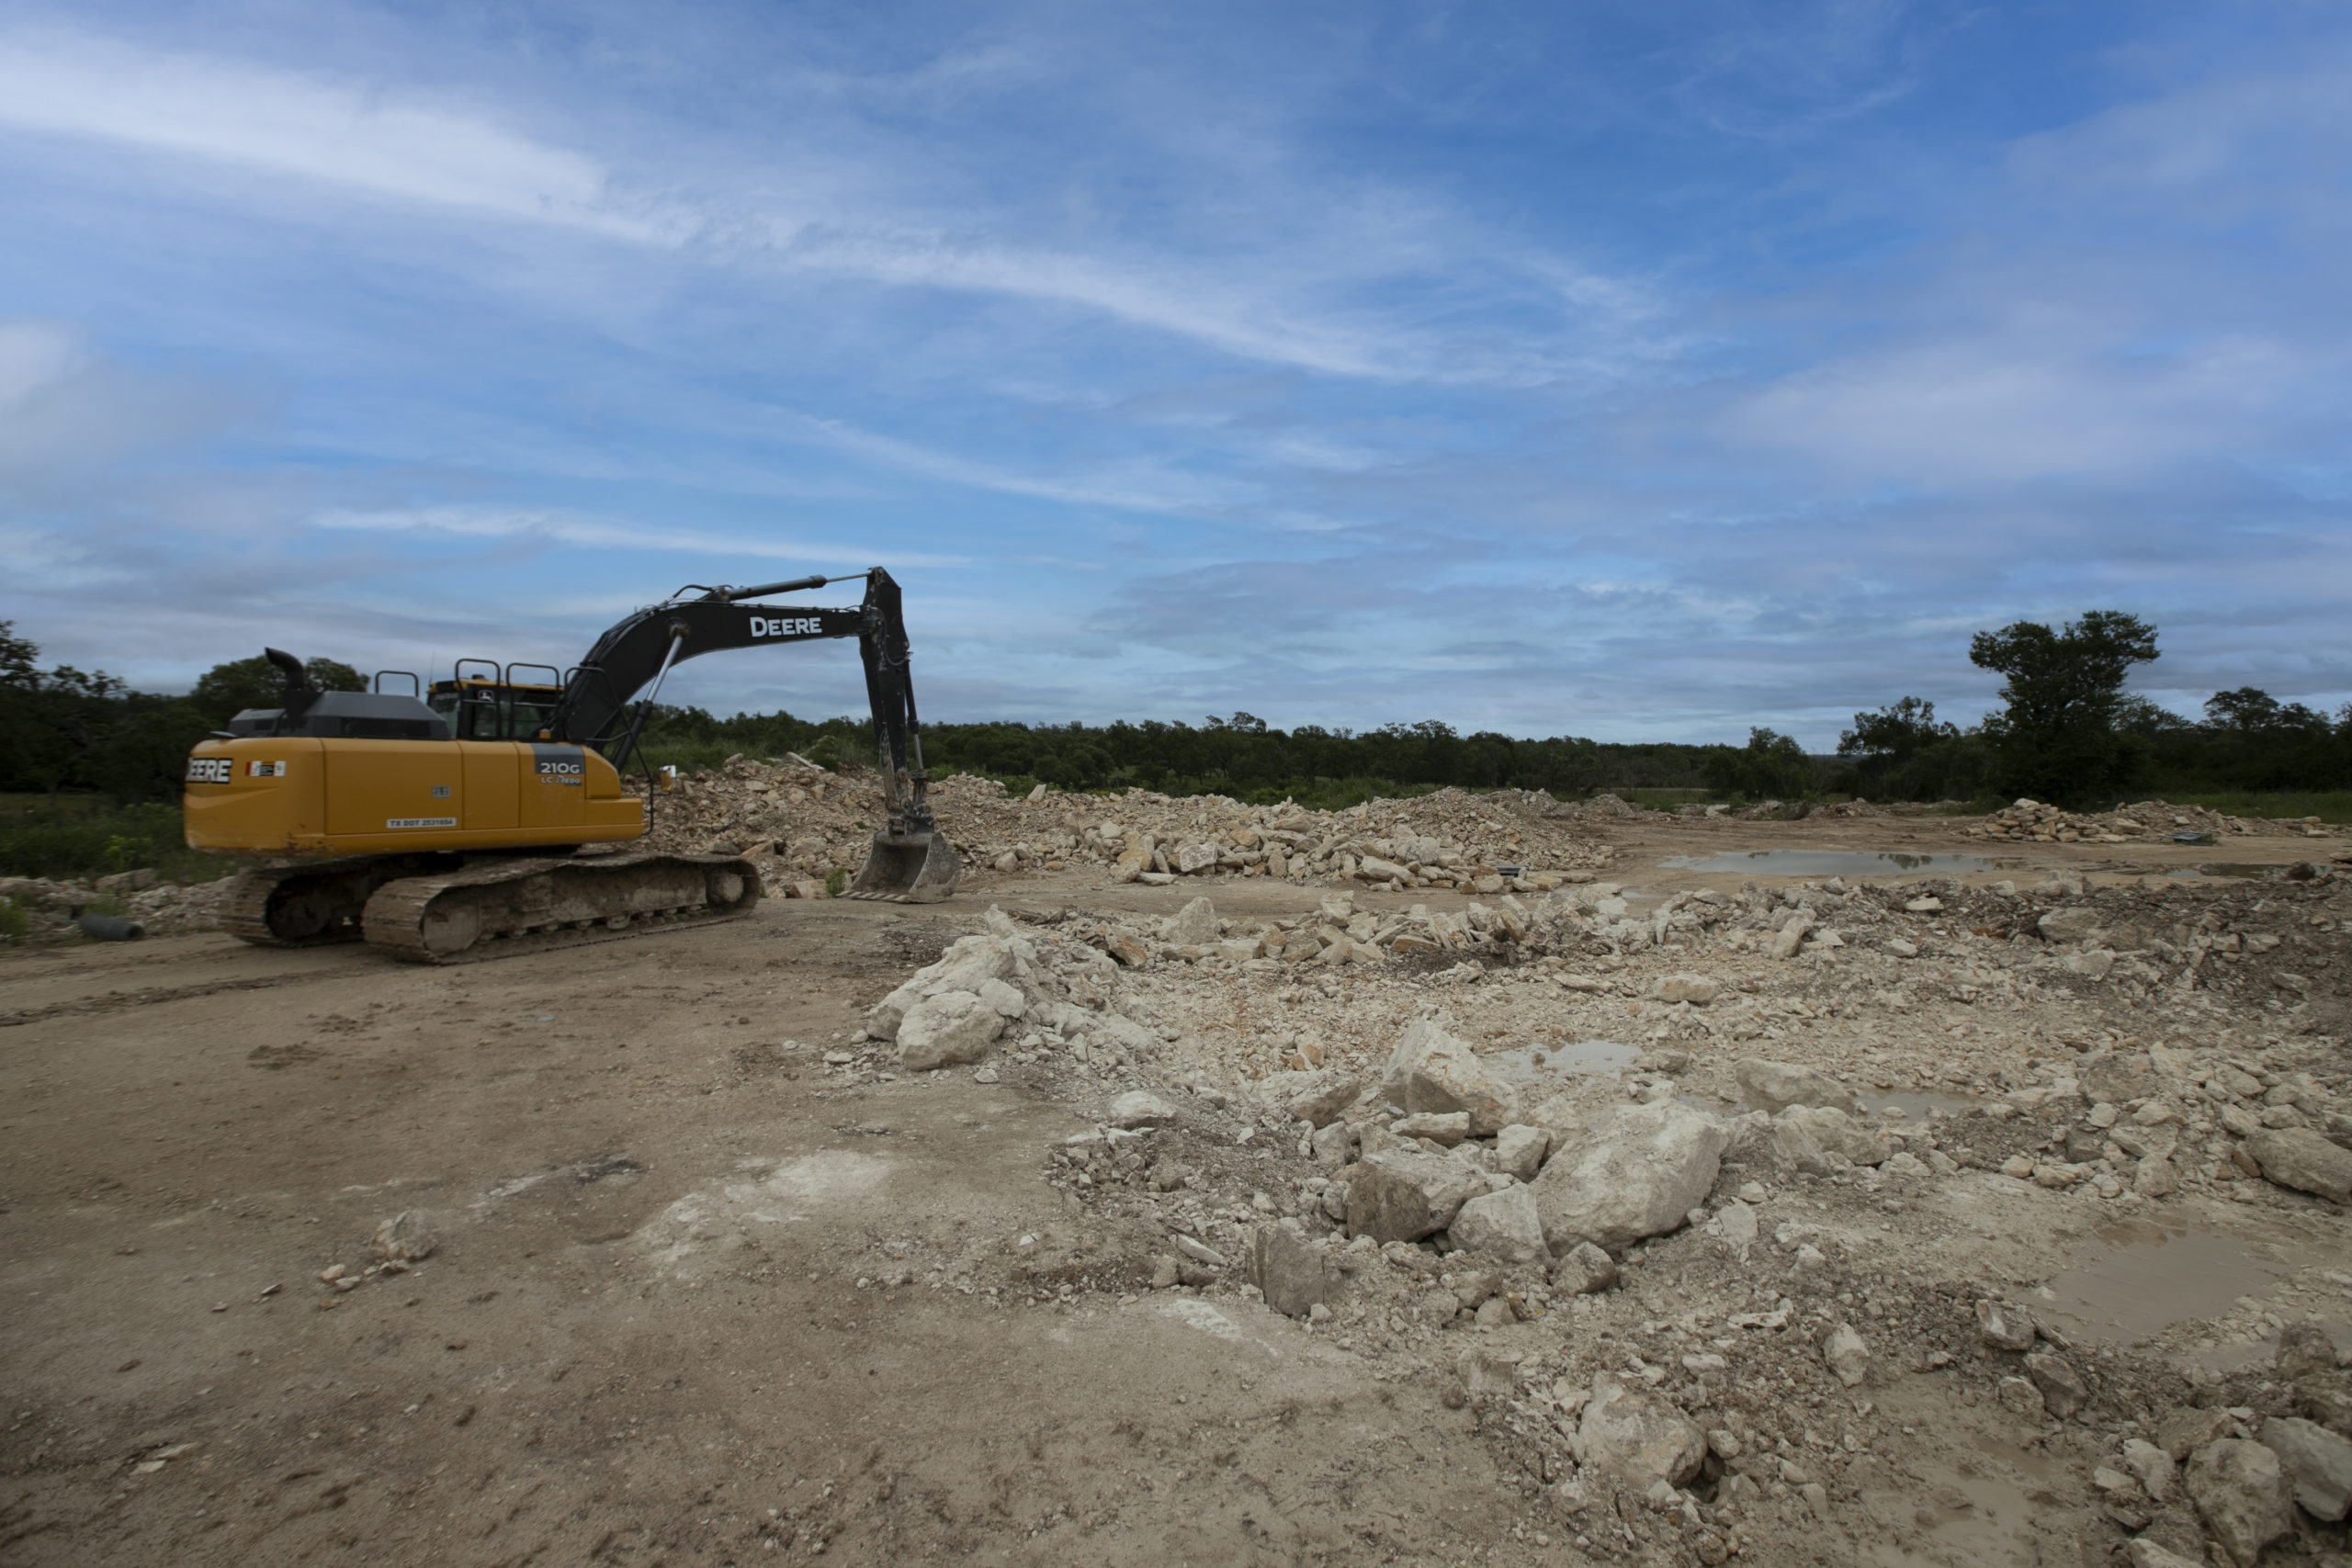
[548,568,956,900]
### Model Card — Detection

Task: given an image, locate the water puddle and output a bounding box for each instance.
[2041,1216,2291,1345]
[1487,1040,1640,1085]
[1657,851,1996,877]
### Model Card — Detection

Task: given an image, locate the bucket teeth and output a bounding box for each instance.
[848,830,961,903]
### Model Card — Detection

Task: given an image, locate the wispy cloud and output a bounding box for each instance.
[311,506,968,571]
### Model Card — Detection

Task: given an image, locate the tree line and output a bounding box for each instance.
[5,610,2346,808]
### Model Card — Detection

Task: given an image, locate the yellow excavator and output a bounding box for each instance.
[182,569,959,962]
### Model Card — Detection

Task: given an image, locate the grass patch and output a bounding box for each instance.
[0,795,240,885]
[2148,791,2352,824]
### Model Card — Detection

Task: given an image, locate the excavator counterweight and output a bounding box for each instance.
[183,568,958,960]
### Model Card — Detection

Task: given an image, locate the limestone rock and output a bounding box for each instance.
[2134,1155,2180,1198]
[1654,974,1720,1006]
[1525,1101,1726,1253]
[2122,1438,2177,1502]
[1491,1123,1551,1181]
[895,990,1006,1070]
[1764,1105,1892,1171]
[1375,1018,1518,1134]
[1346,1148,1486,1243]
[2039,906,2104,943]
[1823,1324,1870,1387]
[866,933,1022,1040]
[2260,1416,2352,1521]
[2246,1127,2352,1201]
[1551,1240,1618,1294]
[1160,897,1219,947]
[1577,1374,1708,1488]
[1977,1299,2040,1352]
[2185,1438,2293,1567]
[1107,1090,1178,1130]
[1309,1121,1359,1167]
[1448,1185,1549,1265]
[1249,1225,1329,1320]
[2026,1351,2088,1418]
[1714,1199,1758,1258]
[1734,1059,1859,1115]
[370,1211,437,1263]
[1255,1068,1363,1128]
[1394,1111,1471,1145]
[2124,1541,2204,1568]
[2161,1407,2236,1461]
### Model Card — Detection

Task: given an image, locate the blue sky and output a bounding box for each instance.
[2,1,2346,747]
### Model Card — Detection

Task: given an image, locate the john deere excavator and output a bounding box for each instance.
[182,569,958,962]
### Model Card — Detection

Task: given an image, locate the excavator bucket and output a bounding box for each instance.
[847,829,961,903]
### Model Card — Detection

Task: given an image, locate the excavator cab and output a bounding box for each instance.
[426,661,569,741]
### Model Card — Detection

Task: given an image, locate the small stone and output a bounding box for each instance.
[2134,1156,2180,1198]
[2159,1406,2235,1461]
[1714,1198,1758,1256]
[1172,1233,1227,1269]
[370,1211,436,1263]
[1551,1240,1618,1294]
[895,990,1007,1071]
[2184,1438,2293,1567]
[1999,1155,2037,1179]
[2125,1540,2204,1568]
[1107,1090,1178,1130]
[1905,897,1942,913]
[1884,938,1918,958]
[1458,1346,1523,1396]
[1737,1181,1767,1203]
[1310,1121,1360,1167]
[1653,974,1720,1006]
[2122,1438,2177,1502]
[2025,1351,2088,1418]
[1996,1376,2045,1418]
[1577,1373,1708,1488]
[1823,1323,1869,1387]
[1977,1299,2039,1351]
[1393,1111,1472,1145]
[1149,1255,1181,1290]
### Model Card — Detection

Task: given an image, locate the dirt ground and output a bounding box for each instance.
[3,807,2347,1567]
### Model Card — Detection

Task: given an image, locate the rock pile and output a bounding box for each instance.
[0,874,233,941]
[1963,797,2332,844]
[636,756,1613,894]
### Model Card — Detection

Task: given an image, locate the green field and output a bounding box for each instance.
[2149,790,2352,824]
[0,795,239,884]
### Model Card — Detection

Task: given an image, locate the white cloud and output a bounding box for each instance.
[311,505,968,570]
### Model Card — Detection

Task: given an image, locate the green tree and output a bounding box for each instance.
[1968,611,2158,805]
[1835,696,1985,801]
[1702,728,1815,800]
[189,652,368,727]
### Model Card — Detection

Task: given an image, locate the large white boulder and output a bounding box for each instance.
[895,991,1007,1070]
[1448,1185,1549,1265]
[1526,1101,1727,1253]
[1373,1018,1518,1134]
[1346,1148,1487,1243]
[1733,1058,1858,1115]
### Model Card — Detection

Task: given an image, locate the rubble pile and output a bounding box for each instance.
[639,755,1614,894]
[1965,797,2334,844]
[816,853,2352,1564]
[0,871,233,942]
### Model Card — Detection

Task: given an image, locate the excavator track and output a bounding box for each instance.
[359,852,759,964]
[221,857,441,949]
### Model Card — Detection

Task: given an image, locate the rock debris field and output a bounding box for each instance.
[6,772,2352,1568]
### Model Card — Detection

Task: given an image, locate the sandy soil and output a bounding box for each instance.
[3,809,2346,1567]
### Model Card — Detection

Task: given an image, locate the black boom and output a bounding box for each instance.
[546,568,940,840]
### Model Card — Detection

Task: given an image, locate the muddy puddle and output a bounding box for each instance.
[1486,1039,1640,1085]
[2040,1215,2293,1345]
[1657,850,1997,877]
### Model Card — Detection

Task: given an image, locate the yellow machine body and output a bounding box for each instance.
[184,737,643,858]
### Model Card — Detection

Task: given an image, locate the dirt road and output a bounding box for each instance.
[4,809,2348,1567]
